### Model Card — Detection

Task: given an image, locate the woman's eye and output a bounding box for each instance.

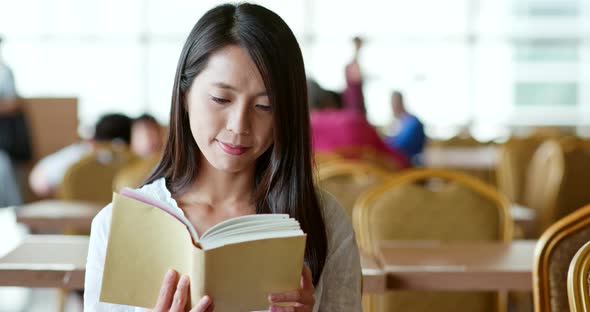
[211,96,230,104]
[256,104,272,112]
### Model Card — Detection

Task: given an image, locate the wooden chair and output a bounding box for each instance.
[521,141,564,237]
[552,138,590,220]
[533,204,590,312]
[353,168,512,312]
[567,240,590,311]
[314,151,343,166]
[316,159,392,220]
[58,143,135,206]
[524,138,590,237]
[496,137,545,205]
[113,154,160,191]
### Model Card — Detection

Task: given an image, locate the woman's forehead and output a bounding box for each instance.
[198,45,265,91]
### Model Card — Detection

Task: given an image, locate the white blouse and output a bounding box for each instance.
[84,178,362,311]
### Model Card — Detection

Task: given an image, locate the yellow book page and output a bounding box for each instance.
[100,193,193,308]
[191,235,306,311]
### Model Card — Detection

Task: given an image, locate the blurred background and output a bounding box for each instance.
[1,0,589,139]
[2,0,590,311]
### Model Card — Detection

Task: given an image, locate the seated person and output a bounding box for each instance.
[130,113,164,158]
[113,114,164,190]
[308,79,409,169]
[385,91,426,164]
[29,113,132,197]
[0,150,21,207]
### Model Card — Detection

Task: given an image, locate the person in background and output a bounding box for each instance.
[0,35,27,207]
[342,36,366,115]
[386,91,426,164]
[130,113,163,158]
[0,150,21,207]
[29,113,132,197]
[309,79,409,169]
[0,36,17,114]
[111,113,165,190]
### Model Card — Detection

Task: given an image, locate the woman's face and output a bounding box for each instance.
[186,45,274,174]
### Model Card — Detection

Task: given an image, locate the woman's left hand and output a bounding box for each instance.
[268,265,315,312]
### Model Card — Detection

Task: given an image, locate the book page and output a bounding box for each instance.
[199,214,303,249]
[120,187,200,242]
[200,214,290,239]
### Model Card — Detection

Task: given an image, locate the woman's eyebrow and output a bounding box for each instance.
[212,82,267,96]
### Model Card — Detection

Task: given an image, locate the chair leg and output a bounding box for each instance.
[508,291,533,312]
[58,288,67,312]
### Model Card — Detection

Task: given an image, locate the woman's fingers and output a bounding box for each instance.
[300,265,313,290]
[190,295,213,312]
[269,289,302,303]
[153,269,178,311]
[169,275,190,312]
[269,305,304,312]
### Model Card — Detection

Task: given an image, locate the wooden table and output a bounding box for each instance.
[377,240,536,291]
[361,252,386,294]
[424,146,498,170]
[0,235,88,289]
[0,235,387,294]
[511,205,536,234]
[1,236,534,293]
[16,200,102,231]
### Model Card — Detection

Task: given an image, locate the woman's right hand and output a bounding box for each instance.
[150,269,214,312]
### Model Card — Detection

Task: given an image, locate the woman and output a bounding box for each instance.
[84,3,361,311]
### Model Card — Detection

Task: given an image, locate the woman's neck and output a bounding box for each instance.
[180,158,256,212]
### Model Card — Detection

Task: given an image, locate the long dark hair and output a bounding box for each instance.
[145,3,327,284]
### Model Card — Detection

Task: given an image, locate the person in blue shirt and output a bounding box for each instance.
[386,91,426,164]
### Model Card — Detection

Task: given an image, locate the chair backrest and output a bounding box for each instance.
[428,135,487,148]
[522,140,565,237]
[496,137,545,205]
[533,204,590,312]
[554,138,590,219]
[525,138,590,237]
[59,144,134,205]
[113,154,160,191]
[567,241,590,312]
[354,168,511,312]
[317,159,391,220]
[314,151,343,166]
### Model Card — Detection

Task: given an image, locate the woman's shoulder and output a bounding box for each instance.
[136,177,170,201]
[315,189,355,242]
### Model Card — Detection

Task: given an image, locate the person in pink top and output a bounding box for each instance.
[342,36,366,115]
[308,79,409,169]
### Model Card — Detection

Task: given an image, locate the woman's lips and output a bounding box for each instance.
[217,140,250,155]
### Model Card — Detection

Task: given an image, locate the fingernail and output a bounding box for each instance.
[165,269,175,280]
[200,295,211,304]
[181,275,191,286]
[268,294,278,302]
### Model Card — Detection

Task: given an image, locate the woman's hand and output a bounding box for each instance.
[150,269,214,312]
[268,265,315,312]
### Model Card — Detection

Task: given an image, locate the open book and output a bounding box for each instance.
[99,188,307,311]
